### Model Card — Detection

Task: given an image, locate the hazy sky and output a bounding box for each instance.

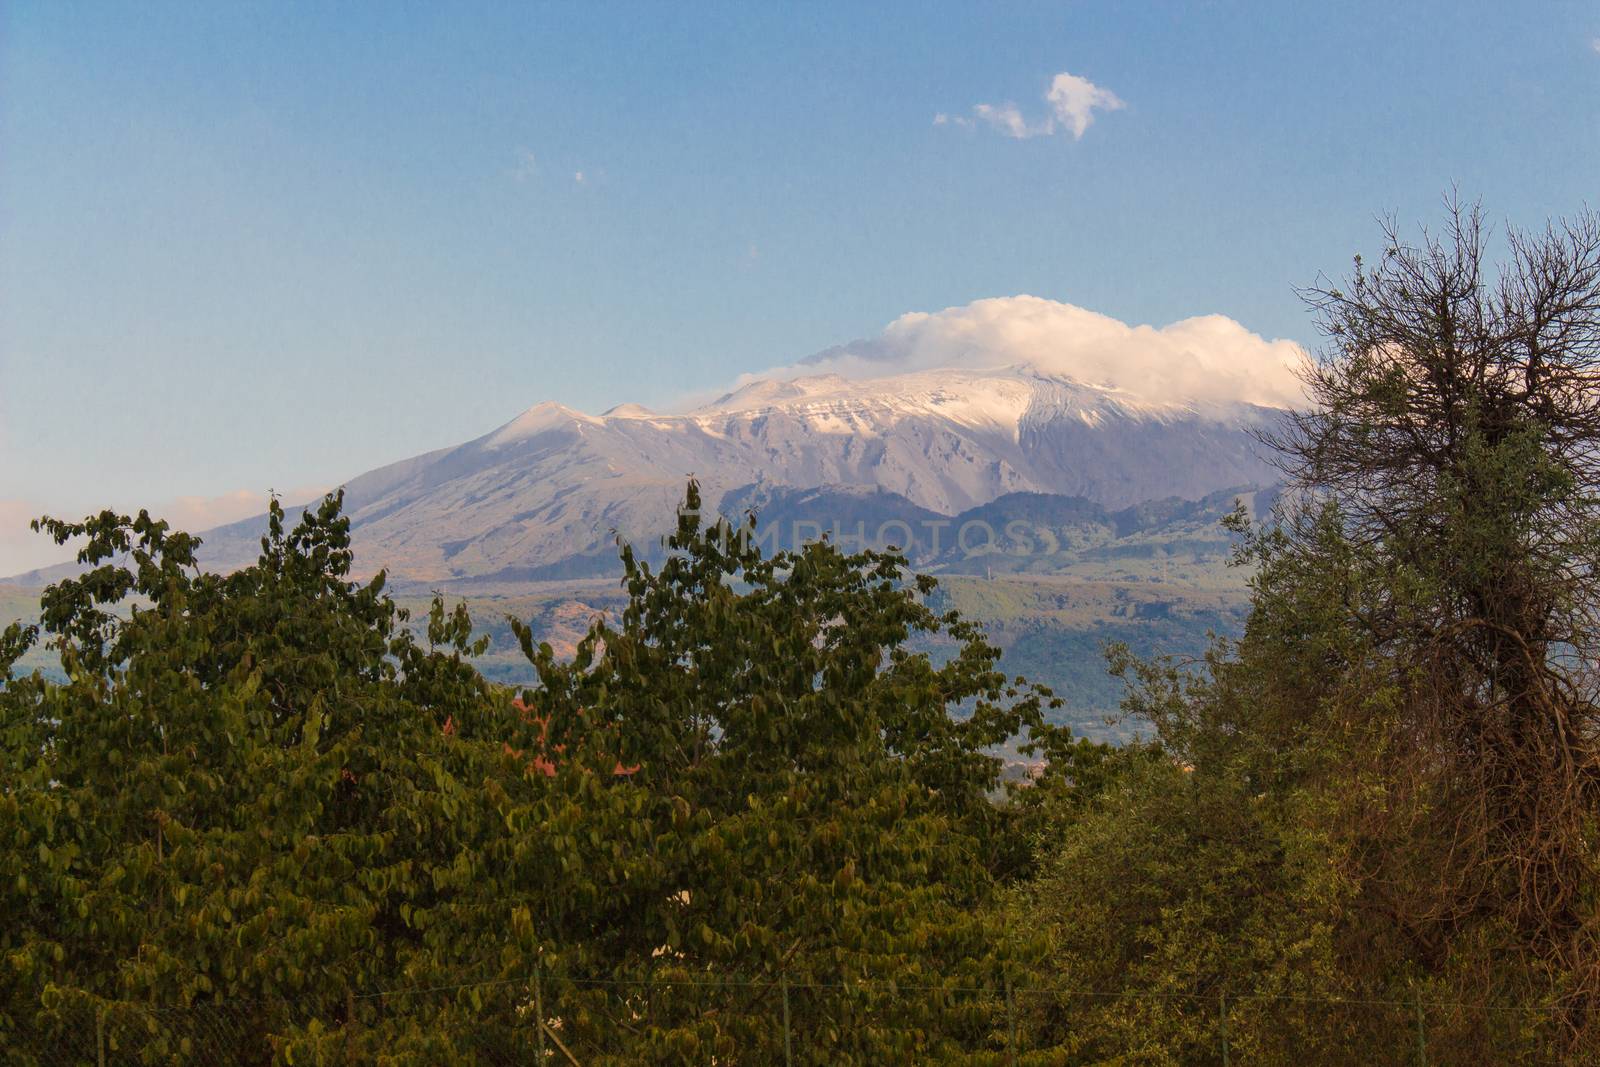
[3,1,1599,573]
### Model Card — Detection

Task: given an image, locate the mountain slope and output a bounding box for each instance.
[8,363,1283,587]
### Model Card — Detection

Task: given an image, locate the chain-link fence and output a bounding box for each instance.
[1,976,1573,1065]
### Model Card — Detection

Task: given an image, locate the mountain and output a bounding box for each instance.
[1,361,1285,736]
[6,362,1283,588]
[715,482,1277,573]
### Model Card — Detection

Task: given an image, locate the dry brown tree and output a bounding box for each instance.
[1269,199,1600,1045]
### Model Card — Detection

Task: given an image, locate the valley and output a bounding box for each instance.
[2,486,1252,744]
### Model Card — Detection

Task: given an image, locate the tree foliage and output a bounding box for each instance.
[1015,202,1600,1063]
[1274,203,1600,1030]
[0,482,1065,1064]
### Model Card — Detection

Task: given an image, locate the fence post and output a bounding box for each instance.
[1005,976,1017,1066]
[781,976,793,1067]
[1415,993,1426,1067]
[96,1005,106,1067]
[1220,993,1229,1067]
[535,967,547,1060]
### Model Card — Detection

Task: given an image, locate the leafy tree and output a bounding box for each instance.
[458,480,1067,1063]
[1,483,1065,1064]
[0,495,528,1063]
[1011,513,1379,1064]
[1271,203,1600,1037]
[1014,202,1600,1063]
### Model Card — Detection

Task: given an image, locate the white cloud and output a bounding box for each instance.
[973,102,1050,139]
[1044,72,1126,139]
[574,170,586,184]
[1591,36,1600,55]
[754,295,1307,410]
[940,69,1125,141]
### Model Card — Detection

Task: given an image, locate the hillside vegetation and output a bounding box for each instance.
[1,489,1255,743]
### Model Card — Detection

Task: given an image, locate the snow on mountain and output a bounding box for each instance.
[157,362,1282,586]
[0,294,1307,591]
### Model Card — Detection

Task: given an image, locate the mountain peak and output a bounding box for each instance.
[602,402,657,418]
[698,373,853,413]
[483,401,601,447]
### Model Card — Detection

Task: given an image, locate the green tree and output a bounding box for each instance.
[460,480,1067,1064]
[0,495,532,1063]
[1013,506,1435,1064]
[1272,203,1600,1040]
[1,483,1066,1064]
[1014,203,1600,1063]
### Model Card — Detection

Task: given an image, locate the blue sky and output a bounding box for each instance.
[2,1,1598,573]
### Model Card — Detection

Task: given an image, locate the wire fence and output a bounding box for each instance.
[0,973,1574,1065]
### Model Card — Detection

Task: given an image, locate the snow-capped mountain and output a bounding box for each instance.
[174,363,1283,585]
